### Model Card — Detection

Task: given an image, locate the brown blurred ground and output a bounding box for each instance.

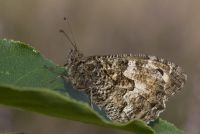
[0,0,199,134]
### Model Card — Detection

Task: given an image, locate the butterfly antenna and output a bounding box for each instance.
[59,17,79,51]
[59,29,77,50]
[64,17,79,45]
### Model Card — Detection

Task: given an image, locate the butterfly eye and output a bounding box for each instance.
[156,68,164,76]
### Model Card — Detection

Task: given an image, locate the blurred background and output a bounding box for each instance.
[0,0,199,134]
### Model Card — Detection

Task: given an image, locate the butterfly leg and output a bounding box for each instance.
[44,65,69,83]
[89,89,94,109]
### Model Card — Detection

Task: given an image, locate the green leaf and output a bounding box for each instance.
[149,119,187,134]
[0,39,64,89]
[0,39,153,134]
[0,39,186,134]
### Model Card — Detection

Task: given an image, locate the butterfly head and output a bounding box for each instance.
[65,47,84,68]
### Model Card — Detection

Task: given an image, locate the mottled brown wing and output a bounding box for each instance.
[86,55,187,123]
[67,52,187,123]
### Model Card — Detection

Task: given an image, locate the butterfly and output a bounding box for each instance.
[60,29,187,123]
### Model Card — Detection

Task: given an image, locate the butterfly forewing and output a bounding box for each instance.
[65,49,187,123]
